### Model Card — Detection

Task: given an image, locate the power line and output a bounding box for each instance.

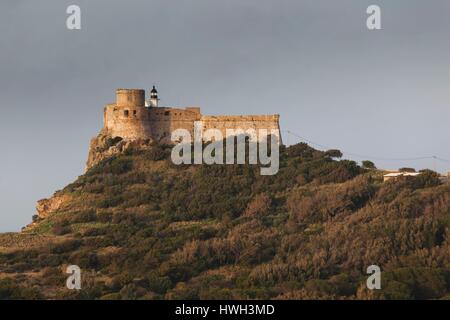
[283,130,450,164]
[434,156,450,164]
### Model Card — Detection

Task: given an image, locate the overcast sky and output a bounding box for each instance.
[1,0,449,231]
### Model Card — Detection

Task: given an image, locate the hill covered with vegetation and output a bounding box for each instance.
[0,141,449,300]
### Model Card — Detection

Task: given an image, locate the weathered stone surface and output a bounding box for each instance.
[86,133,154,171]
[36,194,72,219]
[100,88,281,144]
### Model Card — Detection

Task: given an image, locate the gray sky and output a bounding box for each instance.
[1,0,449,231]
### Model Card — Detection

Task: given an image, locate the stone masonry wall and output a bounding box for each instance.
[200,115,281,142]
[103,104,153,140]
[101,89,281,144]
[103,104,203,144]
[148,107,201,144]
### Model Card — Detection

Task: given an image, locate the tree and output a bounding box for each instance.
[325,149,343,158]
[399,167,416,173]
[362,160,376,169]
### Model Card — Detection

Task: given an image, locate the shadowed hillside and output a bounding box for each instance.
[0,142,449,300]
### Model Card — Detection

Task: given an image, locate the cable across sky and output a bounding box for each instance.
[283,130,450,164]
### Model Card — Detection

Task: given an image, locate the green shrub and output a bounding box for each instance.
[52,223,71,236]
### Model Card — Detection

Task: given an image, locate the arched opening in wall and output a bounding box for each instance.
[133,110,137,117]
[124,110,129,117]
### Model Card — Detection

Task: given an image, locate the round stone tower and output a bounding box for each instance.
[116,89,145,107]
[102,89,152,140]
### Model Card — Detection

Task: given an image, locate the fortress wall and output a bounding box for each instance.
[148,107,201,144]
[103,105,202,143]
[200,115,281,142]
[102,97,281,144]
[103,104,152,140]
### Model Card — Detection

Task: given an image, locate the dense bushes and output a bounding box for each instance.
[1,142,449,300]
[287,176,375,224]
[0,278,42,299]
[87,157,133,176]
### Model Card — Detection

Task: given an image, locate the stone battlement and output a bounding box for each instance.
[200,115,280,121]
[100,88,281,144]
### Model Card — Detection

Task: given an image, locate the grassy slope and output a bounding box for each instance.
[0,143,449,300]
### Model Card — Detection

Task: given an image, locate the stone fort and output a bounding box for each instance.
[100,87,281,144]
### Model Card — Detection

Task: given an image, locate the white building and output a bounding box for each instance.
[383,172,420,182]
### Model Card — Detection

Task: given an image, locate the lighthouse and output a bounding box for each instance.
[147,85,159,107]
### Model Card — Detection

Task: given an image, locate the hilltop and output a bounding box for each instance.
[0,140,449,300]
